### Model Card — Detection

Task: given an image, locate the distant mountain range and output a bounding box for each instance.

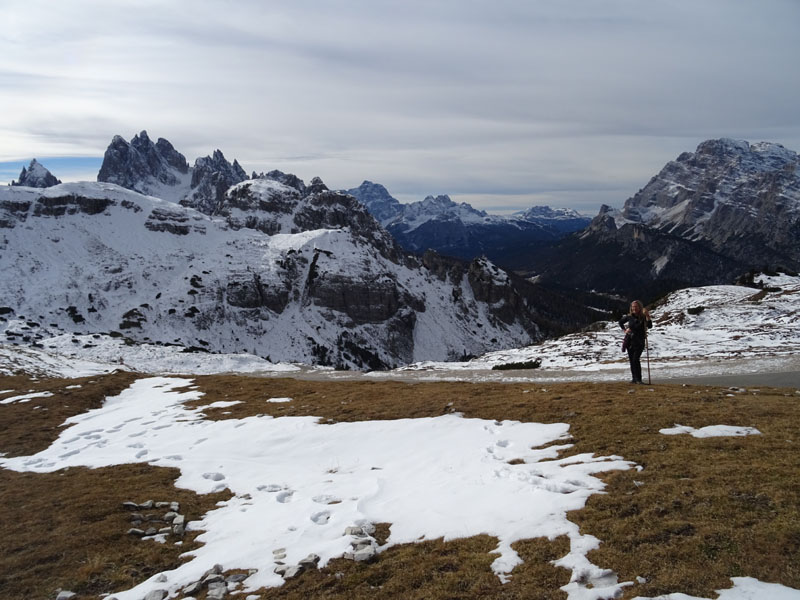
[1,132,614,370]
[524,138,800,301]
[347,181,590,265]
[5,133,797,370]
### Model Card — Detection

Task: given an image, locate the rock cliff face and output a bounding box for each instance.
[347,181,590,265]
[11,159,61,188]
[0,175,544,369]
[621,138,800,269]
[97,131,189,194]
[524,139,800,301]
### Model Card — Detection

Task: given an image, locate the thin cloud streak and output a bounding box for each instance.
[1,0,798,214]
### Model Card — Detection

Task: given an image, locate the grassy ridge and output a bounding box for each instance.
[0,373,798,599]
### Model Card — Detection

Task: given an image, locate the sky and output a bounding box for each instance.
[1,0,799,215]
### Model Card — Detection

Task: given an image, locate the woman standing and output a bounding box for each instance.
[619,300,652,384]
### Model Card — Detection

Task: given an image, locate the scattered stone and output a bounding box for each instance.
[182,580,203,595]
[163,511,178,522]
[282,565,305,579]
[127,528,145,537]
[208,581,227,597]
[172,514,186,536]
[351,538,374,551]
[226,573,248,584]
[352,546,378,562]
[139,500,155,510]
[56,592,77,600]
[121,501,139,511]
[202,573,225,585]
[145,527,158,536]
[129,512,144,522]
[204,563,224,577]
[155,501,171,508]
[143,590,167,600]
[155,574,168,583]
[158,527,172,535]
[298,554,320,569]
[170,501,180,512]
[274,565,289,576]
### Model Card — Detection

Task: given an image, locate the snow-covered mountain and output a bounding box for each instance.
[620,138,800,267]
[347,181,590,264]
[11,159,61,188]
[0,173,544,369]
[524,139,800,301]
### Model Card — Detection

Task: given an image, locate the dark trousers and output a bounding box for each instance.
[627,344,644,382]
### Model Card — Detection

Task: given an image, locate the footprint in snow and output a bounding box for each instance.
[311,510,331,525]
[312,494,342,505]
[203,472,225,482]
[258,484,283,493]
[276,490,294,503]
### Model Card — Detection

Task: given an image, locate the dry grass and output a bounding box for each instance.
[1,373,798,600]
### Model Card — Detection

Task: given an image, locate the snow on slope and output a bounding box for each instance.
[0,180,534,371]
[398,273,800,381]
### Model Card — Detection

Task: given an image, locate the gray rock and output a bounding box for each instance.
[298,554,320,569]
[163,511,177,522]
[225,573,248,583]
[353,546,378,562]
[273,565,289,576]
[344,526,364,536]
[207,586,227,600]
[55,592,76,600]
[282,565,305,579]
[202,573,224,585]
[182,580,203,595]
[158,527,172,535]
[170,501,180,512]
[121,501,139,511]
[127,528,145,537]
[155,501,171,509]
[139,499,155,510]
[144,527,158,536]
[172,514,186,536]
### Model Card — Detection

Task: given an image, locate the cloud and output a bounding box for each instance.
[1,0,798,213]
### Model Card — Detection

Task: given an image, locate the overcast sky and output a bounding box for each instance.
[1,0,798,214]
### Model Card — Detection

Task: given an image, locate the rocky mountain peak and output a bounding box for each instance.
[306,176,329,195]
[98,131,189,193]
[346,180,403,224]
[11,159,61,188]
[254,170,307,194]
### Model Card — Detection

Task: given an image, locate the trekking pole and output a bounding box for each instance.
[645,333,651,385]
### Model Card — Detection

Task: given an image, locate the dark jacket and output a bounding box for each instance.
[619,313,652,348]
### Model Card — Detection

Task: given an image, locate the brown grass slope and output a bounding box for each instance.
[0,373,798,600]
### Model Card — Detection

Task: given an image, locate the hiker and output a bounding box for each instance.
[619,300,652,384]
